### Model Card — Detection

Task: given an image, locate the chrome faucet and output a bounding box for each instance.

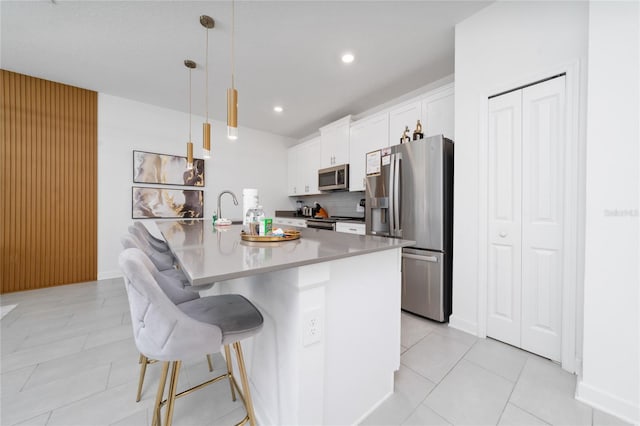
[216,190,238,220]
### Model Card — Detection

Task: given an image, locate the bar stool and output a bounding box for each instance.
[120,232,175,271]
[127,247,216,401]
[132,221,170,252]
[119,248,263,426]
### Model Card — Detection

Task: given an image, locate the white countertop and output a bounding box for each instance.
[156,220,414,286]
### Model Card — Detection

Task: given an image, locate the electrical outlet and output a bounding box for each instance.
[356,202,364,213]
[302,308,323,346]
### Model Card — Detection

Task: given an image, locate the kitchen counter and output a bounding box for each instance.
[156,220,411,286]
[155,219,413,425]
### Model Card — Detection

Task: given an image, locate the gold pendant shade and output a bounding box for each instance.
[184,59,196,169]
[227,88,238,140]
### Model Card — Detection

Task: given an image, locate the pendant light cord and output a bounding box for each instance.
[231,0,235,89]
[188,67,192,141]
[205,26,209,122]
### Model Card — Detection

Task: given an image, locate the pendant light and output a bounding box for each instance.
[200,15,214,159]
[227,0,238,140]
[185,59,196,169]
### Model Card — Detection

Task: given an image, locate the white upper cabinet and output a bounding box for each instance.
[288,82,454,196]
[388,99,421,145]
[301,137,321,195]
[320,115,351,168]
[287,137,321,196]
[349,112,390,191]
[287,145,300,196]
[421,86,454,139]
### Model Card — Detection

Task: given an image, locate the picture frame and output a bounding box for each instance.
[133,150,204,187]
[132,186,203,219]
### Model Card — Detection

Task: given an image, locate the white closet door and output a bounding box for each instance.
[487,90,523,347]
[521,77,565,361]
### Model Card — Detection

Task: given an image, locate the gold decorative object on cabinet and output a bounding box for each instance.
[401,126,411,144]
[413,119,424,140]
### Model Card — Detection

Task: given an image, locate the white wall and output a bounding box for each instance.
[451,1,588,334]
[98,94,294,278]
[576,2,639,423]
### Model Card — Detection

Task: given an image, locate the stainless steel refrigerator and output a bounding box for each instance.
[365,135,454,322]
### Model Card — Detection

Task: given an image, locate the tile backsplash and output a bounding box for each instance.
[289,191,365,218]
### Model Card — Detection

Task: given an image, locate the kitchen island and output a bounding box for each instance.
[156,220,414,425]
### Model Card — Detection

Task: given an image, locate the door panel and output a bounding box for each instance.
[401,249,444,321]
[521,77,565,361]
[487,90,522,347]
[396,137,444,249]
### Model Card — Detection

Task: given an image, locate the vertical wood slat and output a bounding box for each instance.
[0,70,97,294]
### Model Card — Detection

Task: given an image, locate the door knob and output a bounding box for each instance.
[499,231,507,238]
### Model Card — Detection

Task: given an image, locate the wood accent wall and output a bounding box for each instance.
[1,70,98,293]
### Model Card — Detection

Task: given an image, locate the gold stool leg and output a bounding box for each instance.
[206,353,214,372]
[234,342,257,426]
[152,361,170,426]
[224,345,237,401]
[136,355,149,402]
[164,360,182,426]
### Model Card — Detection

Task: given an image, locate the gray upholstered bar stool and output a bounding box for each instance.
[121,232,175,272]
[122,233,186,282]
[119,248,263,426]
[132,221,170,252]
[120,236,213,401]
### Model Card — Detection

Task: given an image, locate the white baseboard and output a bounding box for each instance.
[98,270,122,280]
[576,379,639,424]
[448,315,478,336]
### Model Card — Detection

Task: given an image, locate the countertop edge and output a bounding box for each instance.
[190,239,414,286]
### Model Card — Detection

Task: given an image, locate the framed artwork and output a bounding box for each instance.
[133,150,204,187]
[132,186,203,219]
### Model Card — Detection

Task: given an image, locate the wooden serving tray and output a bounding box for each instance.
[240,230,301,242]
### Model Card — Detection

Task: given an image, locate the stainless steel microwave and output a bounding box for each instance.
[318,164,349,191]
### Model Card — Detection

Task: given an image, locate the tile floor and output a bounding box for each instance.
[0,279,630,426]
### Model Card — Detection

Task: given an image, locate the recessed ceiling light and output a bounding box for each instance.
[273,106,283,113]
[341,53,355,64]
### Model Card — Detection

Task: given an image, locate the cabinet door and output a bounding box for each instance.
[335,222,365,235]
[320,117,351,168]
[422,90,454,139]
[287,146,300,196]
[389,99,421,145]
[301,137,321,194]
[349,113,389,191]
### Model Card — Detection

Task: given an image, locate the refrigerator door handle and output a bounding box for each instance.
[394,154,401,235]
[402,253,438,263]
[389,153,396,236]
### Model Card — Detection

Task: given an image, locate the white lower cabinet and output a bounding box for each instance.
[274,217,307,228]
[335,222,365,235]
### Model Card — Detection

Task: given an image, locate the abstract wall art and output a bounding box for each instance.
[133,150,204,187]
[132,187,203,219]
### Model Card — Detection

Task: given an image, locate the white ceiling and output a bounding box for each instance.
[1,0,491,139]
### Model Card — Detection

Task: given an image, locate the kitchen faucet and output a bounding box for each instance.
[216,190,238,220]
